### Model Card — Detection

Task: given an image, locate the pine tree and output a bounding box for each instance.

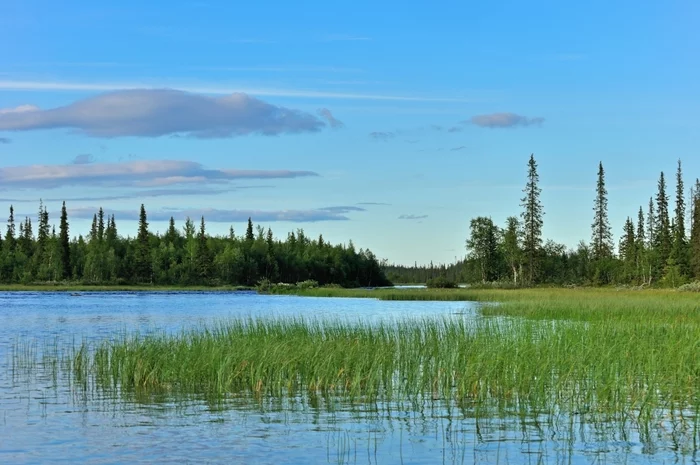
[619,217,636,282]
[59,202,71,280]
[5,206,16,250]
[635,206,647,284]
[97,208,105,242]
[520,154,543,285]
[670,159,688,275]
[134,204,152,283]
[591,162,613,260]
[691,179,700,278]
[165,217,178,244]
[654,171,672,264]
[105,215,117,248]
[646,198,655,248]
[195,216,211,280]
[245,217,255,242]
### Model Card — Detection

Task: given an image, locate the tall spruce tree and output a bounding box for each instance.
[691,179,700,278]
[59,202,71,279]
[520,154,543,285]
[619,217,636,282]
[134,204,152,283]
[195,216,212,280]
[591,162,613,260]
[654,171,672,264]
[245,217,255,242]
[670,159,688,274]
[635,206,647,284]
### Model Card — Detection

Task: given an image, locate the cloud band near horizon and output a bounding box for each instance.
[0,89,341,138]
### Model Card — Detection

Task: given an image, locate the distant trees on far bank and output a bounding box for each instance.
[387,156,700,288]
[0,205,391,288]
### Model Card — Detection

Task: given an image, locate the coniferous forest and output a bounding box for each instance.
[3,155,700,289]
[0,203,391,287]
[387,155,700,287]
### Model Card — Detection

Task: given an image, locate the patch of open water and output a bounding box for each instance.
[0,292,696,464]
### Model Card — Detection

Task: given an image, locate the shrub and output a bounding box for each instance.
[677,281,700,292]
[426,276,458,289]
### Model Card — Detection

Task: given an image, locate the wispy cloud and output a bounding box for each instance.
[357,202,391,206]
[316,206,365,213]
[470,113,545,128]
[72,154,95,165]
[0,137,10,144]
[0,89,331,138]
[0,187,269,203]
[0,80,470,103]
[66,206,360,223]
[317,108,344,129]
[398,214,428,220]
[0,160,318,189]
[369,131,395,141]
[450,146,466,151]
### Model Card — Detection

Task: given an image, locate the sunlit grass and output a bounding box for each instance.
[12,287,700,432]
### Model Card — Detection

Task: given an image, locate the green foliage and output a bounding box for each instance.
[425,276,457,288]
[520,154,544,285]
[17,288,698,429]
[0,203,391,288]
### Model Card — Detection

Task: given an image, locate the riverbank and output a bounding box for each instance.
[0,284,255,292]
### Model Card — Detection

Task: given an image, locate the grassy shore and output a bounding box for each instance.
[16,287,692,417]
[11,286,700,433]
[0,284,255,292]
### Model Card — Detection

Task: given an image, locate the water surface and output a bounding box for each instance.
[0,292,695,464]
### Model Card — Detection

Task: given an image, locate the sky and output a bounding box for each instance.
[0,0,699,266]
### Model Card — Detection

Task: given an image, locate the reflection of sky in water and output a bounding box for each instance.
[0,292,695,464]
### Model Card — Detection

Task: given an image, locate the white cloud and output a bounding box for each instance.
[0,160,318,189]
[0,89,328,138]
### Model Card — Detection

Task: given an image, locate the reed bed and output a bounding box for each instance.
[65,312,699,422]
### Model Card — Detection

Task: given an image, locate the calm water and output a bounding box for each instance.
[0,292,695,464]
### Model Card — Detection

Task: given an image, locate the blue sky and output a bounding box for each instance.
[0,0,699,265]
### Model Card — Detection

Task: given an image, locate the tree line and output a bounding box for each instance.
[0,203,391,287]
[389,155,700,287]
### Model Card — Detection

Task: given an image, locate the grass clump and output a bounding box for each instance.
[69,300,699,423]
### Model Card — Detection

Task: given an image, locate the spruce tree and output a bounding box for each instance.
[520,154,543,285]
[195,216,211,280]
[635,207,647,283]
[134,204,152,283]
[97,208,105,242]
[245,217,255,242]
[654,171,672,264]
[670,159,688,275]
[59,202,71,280]
[646,198,655,248]
[591,162,613,260]
[5,206,16,250]
[691,179,700,278]
[619,217,636,282]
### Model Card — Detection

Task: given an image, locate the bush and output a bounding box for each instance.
[426,276,458,289]
[296,280,319,290]
[677,281,700,292]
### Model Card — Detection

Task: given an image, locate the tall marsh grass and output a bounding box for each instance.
[14,288,700,429]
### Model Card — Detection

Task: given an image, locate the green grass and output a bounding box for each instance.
[13,287,700,429]
[0,284,255,292]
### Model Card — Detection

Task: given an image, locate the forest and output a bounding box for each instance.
[0,203,391,288]
[387,156,700,287]
[3,155,699,289]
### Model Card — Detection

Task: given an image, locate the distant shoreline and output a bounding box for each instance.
[0,284,256,292]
